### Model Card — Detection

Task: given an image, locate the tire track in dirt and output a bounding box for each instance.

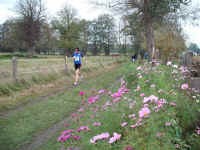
[0,64,120,118]
[18,73,122,150]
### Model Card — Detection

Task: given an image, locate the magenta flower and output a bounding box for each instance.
[108,132,121,144]
[90,132,110,143]
[140,93,145,97]
[88,95,100,104]
[61,129,74,135]
[111,92,122,98]
[77,126,90,132]
[57,134,71,142]
[93,122,102,127]
[72,135,81,140]
[121,122,128,127]
[79,91,85,96]
[139,107,151,118]
[181,83,189,90]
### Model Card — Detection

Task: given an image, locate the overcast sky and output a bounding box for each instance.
[0,0,200,47]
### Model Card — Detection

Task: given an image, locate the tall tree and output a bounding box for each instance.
[51,5,80,55]
[188,43,200,54]
[15,0,46,56]
[97,14,116,55]
[154,23,186,63]
[88,20,99,55]
[79,19,90,54]
[109,0,191,60]
[0,19,24,52]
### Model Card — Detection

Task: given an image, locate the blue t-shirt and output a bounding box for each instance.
[73,52,83,64]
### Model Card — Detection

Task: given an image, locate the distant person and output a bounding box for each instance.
[131,54,137,63]
[72,48,83,86]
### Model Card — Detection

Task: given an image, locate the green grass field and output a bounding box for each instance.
[0,60,199,150]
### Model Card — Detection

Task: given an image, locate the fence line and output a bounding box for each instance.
[0,56,125,83]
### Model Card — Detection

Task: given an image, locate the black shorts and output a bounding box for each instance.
[74,64,81,70]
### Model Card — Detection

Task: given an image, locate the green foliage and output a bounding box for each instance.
[188,43,200,54]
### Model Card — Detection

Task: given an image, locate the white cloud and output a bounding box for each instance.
[45,0,110,20]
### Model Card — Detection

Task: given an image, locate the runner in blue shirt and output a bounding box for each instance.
[72,48,83,85]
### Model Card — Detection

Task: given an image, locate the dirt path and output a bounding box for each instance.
[0,64,120,118]
[18,73,122,150]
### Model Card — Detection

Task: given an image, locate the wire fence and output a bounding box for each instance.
[0,56,125,84]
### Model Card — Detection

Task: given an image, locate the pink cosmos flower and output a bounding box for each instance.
[61,129,74,135]
[130,124,137,128]
[90,132,110,143]
[57,134,71,142]
[196,127,200,135]
[169,102,176,107]
[140,93,145,97]
[154,99,167,112]
[108,132,121,144]
[111,92,122,98]
[130,118,143,128]
[128,114,136,119]
[98,89,106,94]
[78,107,84,112]
[88,95,100,104]
[93,122,102,127]
[143,103,149,107]
[77,126,90,132]
[124,145,134,150]
[143,95,159,103]
[112,97,121,103]
[181,83,189,90]
[139,107,151,118]
[72,135,81,140]
[121,122,128,127]
[79,91,85,96]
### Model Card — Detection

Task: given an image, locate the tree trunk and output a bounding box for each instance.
[28,46,35,57]
[144,0,155,61]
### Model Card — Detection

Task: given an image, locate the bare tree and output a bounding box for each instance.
[16,0,46,56]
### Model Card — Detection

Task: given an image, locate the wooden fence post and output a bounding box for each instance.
[64,55,68,72]
[12,56,17,82]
